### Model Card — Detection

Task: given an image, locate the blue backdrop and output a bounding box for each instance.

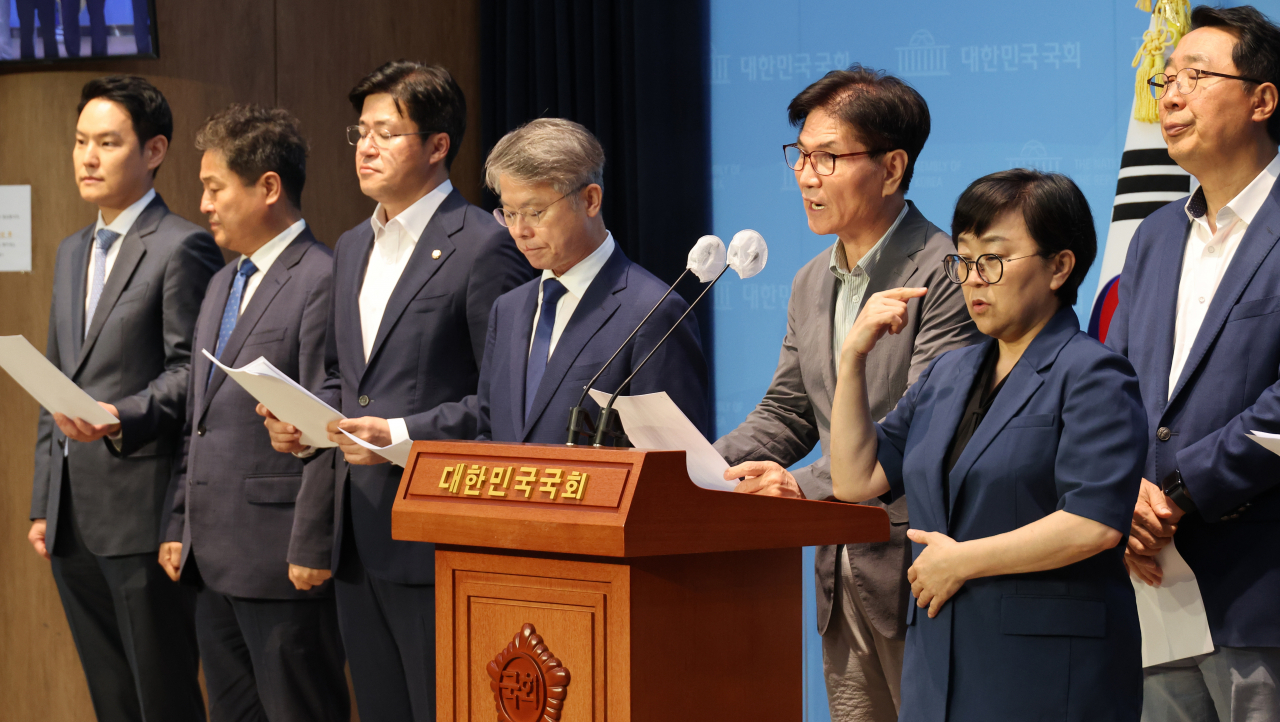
[707,1,1280,719]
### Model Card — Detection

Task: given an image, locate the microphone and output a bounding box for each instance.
[590,230,768,447]
[565,235,727,445]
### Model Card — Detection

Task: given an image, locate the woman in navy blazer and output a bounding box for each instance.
[829,170,1148,721]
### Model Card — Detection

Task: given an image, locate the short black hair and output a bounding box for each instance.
[1190,5,1280,143]
[196,104,309,210]
[787,65,931,192]
[348,61,467,169]
[951,169,1096,307]
[78,75,173,144]
[78,75,173,176]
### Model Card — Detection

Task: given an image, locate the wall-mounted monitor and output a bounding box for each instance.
[2,0,157,63]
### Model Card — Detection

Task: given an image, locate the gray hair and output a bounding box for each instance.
[484,118,605,201]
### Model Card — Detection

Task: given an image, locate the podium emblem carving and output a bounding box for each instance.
[486,623,571,722]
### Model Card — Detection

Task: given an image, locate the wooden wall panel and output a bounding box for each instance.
[0,0,480,718]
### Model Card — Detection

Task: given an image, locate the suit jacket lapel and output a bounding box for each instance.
[946,309,1077,517]
[922,341,991,531]
[200,230,314,420]
[193,264,232,422]
[361,191,465,379]
[1148,218,1190,409]
[67,226,93,365]
[1169,196,1280,407]
[341,225,374,381]
[506,284,539,439]
[816,268,838,400]
[521,247,627,441]
[75,197,166,376]
[864,201,926,300]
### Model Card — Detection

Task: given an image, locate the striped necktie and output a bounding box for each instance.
[207,260,259,387]
[85,228,120,338]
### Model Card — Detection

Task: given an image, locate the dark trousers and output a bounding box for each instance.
[49,467,205,722]
[335,522,436,722]
[196,587,349,722]
[15,0,56,59]
[60,0,106,57]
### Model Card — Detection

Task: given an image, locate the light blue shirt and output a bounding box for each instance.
[829,203,908,365]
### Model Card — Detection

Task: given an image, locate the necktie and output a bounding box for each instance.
[525,278,568,421]
[208,259,259,387]
[85,229,121,338]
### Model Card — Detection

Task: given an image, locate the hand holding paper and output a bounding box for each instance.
[204,349,342,448]
[0,335,119,425]
[338,428,414,468]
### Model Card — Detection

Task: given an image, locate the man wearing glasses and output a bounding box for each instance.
[261,61,533,722]
[418,117,709,446]
[1107,6,1280,718]
[714,66,978,722]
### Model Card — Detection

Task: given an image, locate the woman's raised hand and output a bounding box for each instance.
[841,287,928,362]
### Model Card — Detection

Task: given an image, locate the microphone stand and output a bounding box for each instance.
[564,268,692,445]
[591,264,731,447]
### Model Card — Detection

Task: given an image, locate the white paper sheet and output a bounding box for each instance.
[1248,430,1280,456]
[339,428,414,468]
[203,349,342,448]
[1132,540,1215,666]
[0,335,119,425]
[587,389,734,491]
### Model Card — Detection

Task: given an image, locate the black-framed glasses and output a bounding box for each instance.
[783,143,882,176]
[943,253,1046,284]
[346,125,438,148]
[1147,67,1266,100]
[492,185,586,228]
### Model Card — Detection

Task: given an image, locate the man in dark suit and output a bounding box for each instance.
[158,105,348,722]
[453,117,709,443]
[261,62,534,722]
[1108,6,1280,718]
[27,76,222,722]
[713,68,979,722]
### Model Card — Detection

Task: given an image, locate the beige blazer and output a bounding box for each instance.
[714,201,982,638]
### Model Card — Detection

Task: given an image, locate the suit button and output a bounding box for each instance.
[1156,426,1171,441]
[196,425,206,436]
[358,395,370,407]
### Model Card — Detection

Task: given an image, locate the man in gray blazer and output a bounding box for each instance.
[715,66,980,722]
[158,105,348,722]
[28,76,223,722]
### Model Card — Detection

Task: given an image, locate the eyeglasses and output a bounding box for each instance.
[346,125,437,148]
[942,253,1046,284]
[1147,67,1266,100]
[493,186,585,228]
[783,143,882,176]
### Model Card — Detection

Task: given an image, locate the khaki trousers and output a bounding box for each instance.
[822,545,906,722]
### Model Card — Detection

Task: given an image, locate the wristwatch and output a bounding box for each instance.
[1161,469,1199,519]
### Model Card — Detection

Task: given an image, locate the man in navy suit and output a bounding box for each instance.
[458,117,709,444]
[1107,6,1280,718]
[28,76,222,722]
[160,105,348,722]
[261,62,534,722]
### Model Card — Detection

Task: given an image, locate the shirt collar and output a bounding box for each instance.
[1185,152,1280,227]
[95,188,156,238]
[240,219,306,275]
[541,232,616,300]
[828,201,908,280]
[371,178,454,244]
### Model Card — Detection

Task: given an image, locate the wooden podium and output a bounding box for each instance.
[391,440,889,722]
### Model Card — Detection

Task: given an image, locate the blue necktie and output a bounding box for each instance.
[208,259,259,387]
[85,228,120,338]
[525,278,568,421]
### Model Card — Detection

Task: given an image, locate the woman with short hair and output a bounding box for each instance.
[829,168,1146,721]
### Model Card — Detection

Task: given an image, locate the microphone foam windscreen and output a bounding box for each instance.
[727,229,768,279]
[686,235,727,282]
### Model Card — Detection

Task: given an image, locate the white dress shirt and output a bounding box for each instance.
[529,233,616,361]
[86,188,156,319]
[359,179,452,446]
[237,219,307,314]
[1170,153,1280,398]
